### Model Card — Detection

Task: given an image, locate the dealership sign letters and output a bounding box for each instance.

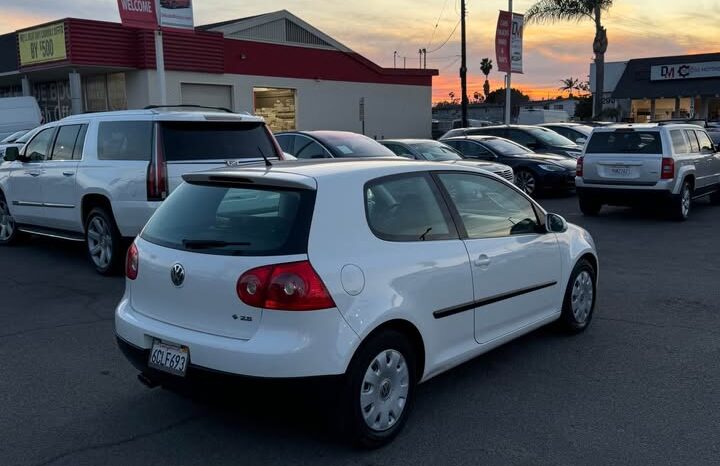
[117,0,194,30]
[496,11,524,74]
[18,23,67,66]
[651,61,720,81]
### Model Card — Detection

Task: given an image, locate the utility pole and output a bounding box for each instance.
[460,0,468,128]
[419,49,423,68]
[504,0,512,125]
[422,48,427,69]
[394,51,397,68]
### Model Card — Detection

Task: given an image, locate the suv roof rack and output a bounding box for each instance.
[655,119,707,127]
[144,104,234,114]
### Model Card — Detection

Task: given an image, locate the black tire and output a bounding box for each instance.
[0,192,22,245]
[578,195,602,216]
[514,169,539,197]
[669,180,692,222]
[557,259,597,334]
[339,329,417,449]
[85,207,124,275]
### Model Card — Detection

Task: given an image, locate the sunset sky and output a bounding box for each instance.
[1,0,719,102]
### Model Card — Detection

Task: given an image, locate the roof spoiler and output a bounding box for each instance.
[183,170,317,191]
[144,104,235,114]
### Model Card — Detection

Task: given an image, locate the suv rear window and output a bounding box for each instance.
[141,182,315,256]
[161,122,277,161]
[97,121,153,161]
[586,131,662,154]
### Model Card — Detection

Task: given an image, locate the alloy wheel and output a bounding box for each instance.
[360,349,410,432]
[571,270,594,323]
[0,199,15,241]
[515,171,536,195]
[681,185,691,218]
[87,216,113,269]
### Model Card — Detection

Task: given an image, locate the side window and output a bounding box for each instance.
[437,173,539,238]
[365,174,455,242]
[670,130,689,154]
[276,134,295,154]
[97,121,153,161]
[462,142,492,159]
[384,144,415,158]
[685,130,700,153]
[507,129,538,148]
[295,137,328,159]
[24,128,56,162]
[73,125,88,160]
[50,125,82,161]
[695,131,714,153]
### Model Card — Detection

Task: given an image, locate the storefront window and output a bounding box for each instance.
[253,88,296,132]
[83,73,127,113]
[708,98,720,122]
[33,80,72,122]
[631,99,651,123]
[654,98,675,121]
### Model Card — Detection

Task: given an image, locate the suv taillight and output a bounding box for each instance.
[237,261,335,311]
[126,243,139,280]
[576,156,584,177]
[147,124,168,201]
[661,158,675,180]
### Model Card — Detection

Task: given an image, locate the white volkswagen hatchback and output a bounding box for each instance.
[115,159,598,447]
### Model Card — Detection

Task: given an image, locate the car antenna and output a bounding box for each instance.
[258,146,272,168]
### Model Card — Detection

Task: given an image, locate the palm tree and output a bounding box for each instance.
[448,91,457,104]
[559,77,580,97]
[526,0,613,118]
[480,58,493,99]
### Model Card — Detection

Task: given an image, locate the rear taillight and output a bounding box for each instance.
[147,125,168,201]
[237,261,335,311]
[126,243,139,280]
[265,126,284,160]
[576,156,584,177]
[661,157,675,180]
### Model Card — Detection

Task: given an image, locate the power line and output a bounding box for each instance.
[426,19,461,54]
[428,0,452,49]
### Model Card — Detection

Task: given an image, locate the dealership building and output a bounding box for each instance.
[590,52,720,122]
[0,10,437,138]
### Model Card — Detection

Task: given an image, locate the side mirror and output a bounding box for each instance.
[3,146,19,162]
[546,213,568,233]
[576,137,587,145]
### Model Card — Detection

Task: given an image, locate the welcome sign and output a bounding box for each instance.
[117,0,158,29]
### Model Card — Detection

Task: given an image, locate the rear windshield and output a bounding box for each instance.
[482,138,533,156]
[316,133,397,157]
[586,131,662,154]
[525,127,577,147]
[413,142,462,161]
[161,122,277,161]
[141,183,315,256]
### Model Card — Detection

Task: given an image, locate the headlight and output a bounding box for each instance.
[566,151,582,158]
[538,164,564,172]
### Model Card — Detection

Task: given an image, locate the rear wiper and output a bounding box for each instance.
[182,239,251,250]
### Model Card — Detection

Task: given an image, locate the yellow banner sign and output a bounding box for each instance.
[18,23,67,66]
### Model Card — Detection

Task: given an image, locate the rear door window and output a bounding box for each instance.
[670,130,689,154]
[161,121,277,161]
[586,131,662,154]
[685,130,700,153]
[294,137,330,159]
[97,121,153,161]
[141,183,315,256]
[695,131,714,152]
[507,129,538,147]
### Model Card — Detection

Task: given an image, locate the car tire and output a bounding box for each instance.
[669,180,692,222]
[0,192,21,245]
[578,195,602,216]
[514,169,539,197]
[340,329,417,449]
[85,207,124,275]
[557,259,597,334]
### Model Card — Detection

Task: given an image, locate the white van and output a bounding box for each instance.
[518,108,569,125]
[0,97,42,140]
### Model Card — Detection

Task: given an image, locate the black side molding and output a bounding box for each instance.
[433,281,558,319]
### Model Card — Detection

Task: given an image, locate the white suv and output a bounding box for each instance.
[0,108,281,273]
[115,159,598,447]
[576,123,720,220]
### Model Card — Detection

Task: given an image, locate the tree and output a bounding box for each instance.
[526,0,613,118]
[484,87,530,106]
[559,77,580,97]
[574,95,593,120]
[480,58,493,99]
[472,91,484,104]
[448,91,458,105]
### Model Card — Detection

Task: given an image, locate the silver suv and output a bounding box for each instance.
[576,124,720,220]
[0,108,280,273]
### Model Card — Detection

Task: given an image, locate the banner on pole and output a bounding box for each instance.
[496,11,524,74]
[158,0,195,29]
[117,0,158,30]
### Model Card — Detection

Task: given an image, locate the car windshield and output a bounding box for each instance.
[141,182,315,256]
[526,127,577,146]
[480,138,533,156]
[1,130,29,143]
[411,142,461,161]
[316,133,397,157]
[586,130,663,154]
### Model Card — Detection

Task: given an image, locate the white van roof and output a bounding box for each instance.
[0,97,42,137]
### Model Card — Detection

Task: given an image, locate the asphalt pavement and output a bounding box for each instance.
[1,195,719,466]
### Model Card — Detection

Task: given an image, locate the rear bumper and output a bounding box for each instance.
[114,295,359,378]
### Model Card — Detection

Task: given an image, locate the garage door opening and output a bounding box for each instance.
[253,88,296,132]
[181,83,233,111]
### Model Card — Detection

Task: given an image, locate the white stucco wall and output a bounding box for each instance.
[125,70,433,138]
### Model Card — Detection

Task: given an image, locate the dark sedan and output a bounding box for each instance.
[276,131,397,159]
[441,135,577,196]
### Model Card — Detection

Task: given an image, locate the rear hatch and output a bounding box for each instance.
[582,129,663,184]
[130,177,316,340]
[158,119,280,192]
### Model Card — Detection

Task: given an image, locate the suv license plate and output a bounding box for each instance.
[148,341,189,377]
[610,166,633,177]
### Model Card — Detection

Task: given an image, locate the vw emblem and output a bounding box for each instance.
[170,263,185,287]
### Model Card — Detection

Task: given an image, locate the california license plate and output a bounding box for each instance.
[148,341,189,377]
[609,166,633,177]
